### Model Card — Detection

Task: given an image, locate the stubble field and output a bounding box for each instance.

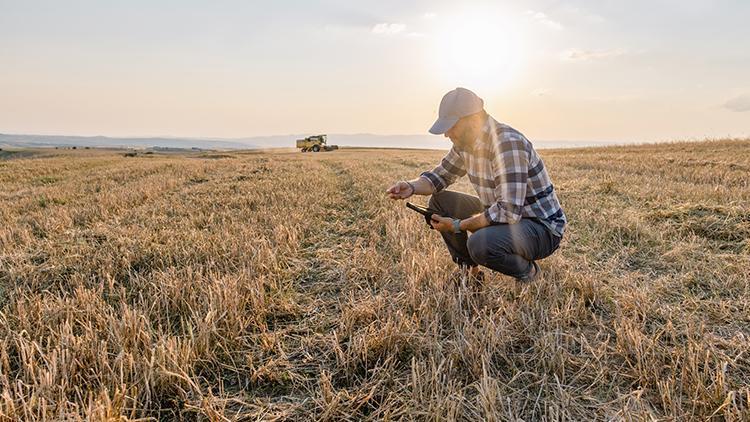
[1,140,749,420]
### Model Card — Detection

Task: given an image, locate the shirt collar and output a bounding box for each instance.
[472,115,496,153]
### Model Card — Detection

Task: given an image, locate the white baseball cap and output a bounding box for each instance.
[428,87,484,135]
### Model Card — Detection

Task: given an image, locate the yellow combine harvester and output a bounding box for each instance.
[296,134,339,152]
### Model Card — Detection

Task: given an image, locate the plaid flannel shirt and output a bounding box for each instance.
[420,116,567,237]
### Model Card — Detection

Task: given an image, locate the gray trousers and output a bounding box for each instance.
[428,190,562,279]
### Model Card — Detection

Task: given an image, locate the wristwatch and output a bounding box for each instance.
[452,218,462,234]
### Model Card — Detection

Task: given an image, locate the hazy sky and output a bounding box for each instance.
[1,0,749,142]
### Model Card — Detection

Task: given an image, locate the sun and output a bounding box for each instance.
[432,13,525,94]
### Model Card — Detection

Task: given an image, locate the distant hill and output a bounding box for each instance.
[0,133,450,150]
[0,132,627,151]
[0,134,255,150]
[235,134,452,150]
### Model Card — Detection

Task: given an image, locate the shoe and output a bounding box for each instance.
[516,262,541,284]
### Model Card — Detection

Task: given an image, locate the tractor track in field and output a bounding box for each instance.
[235,157,376,413]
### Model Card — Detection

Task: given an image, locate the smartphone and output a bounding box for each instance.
[406,202,446,227]
[405,202,433,217]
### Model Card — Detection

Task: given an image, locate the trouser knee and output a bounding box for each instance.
[428,191,445,210]
[467,231,491,265]
[468,229,527,276]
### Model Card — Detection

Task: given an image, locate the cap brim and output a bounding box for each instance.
[428,117,459,135]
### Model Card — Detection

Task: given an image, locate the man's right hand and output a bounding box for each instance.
[386,181,414,200]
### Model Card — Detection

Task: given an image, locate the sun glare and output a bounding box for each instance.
[432,13,525,94]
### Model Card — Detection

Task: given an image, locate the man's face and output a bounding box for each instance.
[444,115,478,151]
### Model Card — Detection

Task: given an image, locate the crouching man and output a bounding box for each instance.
[386,88,566,283]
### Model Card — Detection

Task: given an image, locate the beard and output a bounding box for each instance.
[451,128,474,152]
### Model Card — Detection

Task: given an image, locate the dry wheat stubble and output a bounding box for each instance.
[0,140,748,420]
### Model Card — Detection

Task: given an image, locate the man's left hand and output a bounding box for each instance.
[430,215,456,233]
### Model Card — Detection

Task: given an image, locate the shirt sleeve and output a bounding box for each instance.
[419,146,466,192]
[483,133,528,224]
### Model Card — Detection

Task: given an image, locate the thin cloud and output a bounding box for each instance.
[423,12,437,19]
[562,6,606,24]
[561,48,626,61]
[525,10,563,30]
[372,23,406,35]
[723,94,750,112]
